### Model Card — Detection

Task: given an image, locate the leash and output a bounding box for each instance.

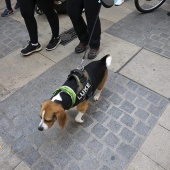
[77,3,101,71]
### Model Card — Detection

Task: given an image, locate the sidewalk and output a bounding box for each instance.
[0,1,170,170]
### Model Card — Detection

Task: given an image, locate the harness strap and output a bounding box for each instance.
[53,86,76,106]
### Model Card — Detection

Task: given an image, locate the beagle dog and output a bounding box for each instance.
[38,54,112,131]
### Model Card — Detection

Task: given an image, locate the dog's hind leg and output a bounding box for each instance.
[75,100,88,123]
[94,69,108,101]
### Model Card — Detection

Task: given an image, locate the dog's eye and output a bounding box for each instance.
[45,119,53,123]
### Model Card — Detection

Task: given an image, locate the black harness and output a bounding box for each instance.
[67,69,93,106]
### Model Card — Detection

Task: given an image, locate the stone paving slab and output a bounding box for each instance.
[0,53,169,170]
[120,49,170,98]
[106,8,170,59]
[140,124,170,170]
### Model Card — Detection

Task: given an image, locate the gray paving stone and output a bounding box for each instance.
[74,128,90,144]
[0,117,11,134]
[66,161,80,170]
[126,81,138,91]
[113,84,127,95]
[32,157,54,170]
[148,104,164,117]
[124,91,137,101]
[120,101,136,114]
[100,165,111,170]
[134,108,149,121]
[134,121,151,136]
[116,143,136,159]
[95,99,111,112]
[131,136,144,148]
[99,147,120,166]
[52,150,71,168]
[120,128,135,143]
[110,93,123,105]
[68,142,86,160]
[107,119,122,133]
[81,155,99,170]
[91,110,109,124]
[108,106,123,119]
[134,97,149,109]
[104,132,119,148]
[91,123,108,139]
[120,114,135,128]
[147,115,157,127]
[87,139,103,153]
[147,92,162,105]
[22,147,40,166]
[136,86,149,97]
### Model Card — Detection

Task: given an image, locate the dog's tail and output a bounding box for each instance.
[100,54,112,68]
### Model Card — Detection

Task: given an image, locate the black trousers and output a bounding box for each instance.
[18,0,59,44]
[5,0,17,10]
[67,0,101,49]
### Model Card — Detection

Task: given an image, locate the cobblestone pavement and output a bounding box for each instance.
[106,8,170,58]
[0,53,169,170]
[0,17,28,59]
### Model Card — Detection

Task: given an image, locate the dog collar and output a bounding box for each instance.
[53,86,76,106]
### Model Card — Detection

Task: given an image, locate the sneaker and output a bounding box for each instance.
[46,36,61,51]
[114,0,124,6]
[87,48,99,59]
[21,42,42,56]
[14,2,19,9]
[1,9,14,17]
[75,42,87,53]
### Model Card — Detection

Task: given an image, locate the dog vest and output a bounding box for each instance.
[53,69,93,109]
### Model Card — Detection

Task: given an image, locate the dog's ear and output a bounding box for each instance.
[56,108,67,129]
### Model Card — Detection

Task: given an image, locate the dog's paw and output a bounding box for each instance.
[93,94,100,101]
[75,117,84,123]
[93,90,101,101]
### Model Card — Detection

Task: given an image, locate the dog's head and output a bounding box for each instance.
[38,99,67,131]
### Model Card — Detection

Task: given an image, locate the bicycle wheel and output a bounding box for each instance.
[135,0,166,13]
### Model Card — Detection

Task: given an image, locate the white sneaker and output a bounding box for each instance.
[114,0,124,6]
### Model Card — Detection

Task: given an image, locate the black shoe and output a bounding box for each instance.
[46,36,61,51]
[14,2,19,9]
[88,48,99,59]
[75,42,87,53]
[21,42,42,56]
[1,9,14,17]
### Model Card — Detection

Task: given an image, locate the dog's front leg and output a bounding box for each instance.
[75,100,88,123]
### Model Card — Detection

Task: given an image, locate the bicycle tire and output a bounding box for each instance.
[135,0,166,13]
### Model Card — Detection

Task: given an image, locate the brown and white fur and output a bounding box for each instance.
[38,54,112,131]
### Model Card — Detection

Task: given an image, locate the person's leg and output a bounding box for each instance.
[38,0,59,37]
[37,0,60,50]
[15,0,20,9]
[18,0,38,43]
[85,0,101,49]
[18,0,41,55]
[84,0,101,59]
[5,0,12,10]
[67,0,89,50]
[1,0,14,17]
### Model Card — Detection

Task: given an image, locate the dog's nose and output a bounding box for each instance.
[38,126,44,131]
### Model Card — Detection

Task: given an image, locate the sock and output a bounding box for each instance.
[31,43,38,46]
